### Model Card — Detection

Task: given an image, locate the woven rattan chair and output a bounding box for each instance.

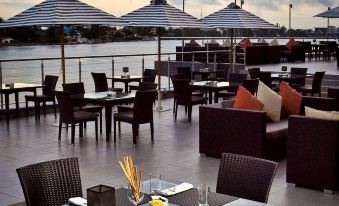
[25,75,59,120]
[290,67,308,87]
[129,69,158,92]
[55,91,98,145]
[328,87,339,110]
[248,68,260,79]
[216,73,247,99]
[172,78,207,121]
[217,153,278,203]
[63,82,103,134]
[16,158,82,206]
[176,66,192,80]
[296,71,325,97]
[114,90,156,146]
[91,72,123,92]
[243,79,259,95]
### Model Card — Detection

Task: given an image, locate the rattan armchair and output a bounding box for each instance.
[217,153,278,203]
[16,158,82,206]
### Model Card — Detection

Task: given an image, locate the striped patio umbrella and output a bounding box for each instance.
[0,0,126,83]
[202,3,276,70]
[315,6,339,18]
[121,0,206,111]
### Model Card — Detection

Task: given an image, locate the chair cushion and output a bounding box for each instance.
[279,81,302,115]
[114,111,134,123]
[74,111,98,122]
[25,95,54,102]
[240,38,253,48]
[191,96,207,104]
[266,119,288,140]
[257,81,282,122]
[233,86,264,111]
[82,105,103,113]
[305,106,339,120]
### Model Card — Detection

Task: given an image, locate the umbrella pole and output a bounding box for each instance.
[230,28,234,73]
[60,25,66,84]
[156,28,163,111]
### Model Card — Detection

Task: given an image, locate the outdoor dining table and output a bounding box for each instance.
[271,73,313,83]
[108,75,143,93]
[191,81,240,104]
[0,83,43,124]
[192,69,224,81]
[71,91,135,142]
[63,179,269,206]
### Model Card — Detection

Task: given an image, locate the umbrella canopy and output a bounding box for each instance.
[315,6,339,18]
[202,3,276,72]
[202,3,276,29]
[0,0,126,27]
[0,0,126,83]
[121,0,206,111]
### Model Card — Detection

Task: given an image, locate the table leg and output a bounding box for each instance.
[214,91,218,103]
[209,90,213,104]
[15,92,19,116]
[5,93,9,124]
[105,105,112,142]
[125,83,128,93]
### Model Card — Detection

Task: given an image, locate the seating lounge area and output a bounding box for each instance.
[1,65,339,206]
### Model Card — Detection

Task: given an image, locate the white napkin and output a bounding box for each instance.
[69,197,87,206]
[161,182,193,196]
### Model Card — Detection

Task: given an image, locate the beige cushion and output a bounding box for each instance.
[221,39,231,47]
[257,81,282,122]
[305,106,339,120]
[269,38,279,46]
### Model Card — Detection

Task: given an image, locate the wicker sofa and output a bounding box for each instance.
[287,97,338,192]
[199,96,334,161]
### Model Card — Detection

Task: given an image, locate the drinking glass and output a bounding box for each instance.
[150,174,162,195]
[127,183,144,206]
[197,184,209,206]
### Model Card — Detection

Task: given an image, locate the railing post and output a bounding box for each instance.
[214,53,217,71]
[112,57,115,88]
[167,56,171,91]
[142,56,145,74]
[78,58,82,82]
[41,60,44,85]
[206,43,209,63]
[192,54,195,77]
[0,61,3,110]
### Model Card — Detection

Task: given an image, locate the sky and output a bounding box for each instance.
[0,0,338,29]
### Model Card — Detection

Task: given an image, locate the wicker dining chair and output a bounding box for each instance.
[25,75,59,119]
[16,158,83,206]
[55,91,98,145]
[91,72,123,92]
[248,68,260,79]
[217,153,278,203]
[290,67,308,87]
[114,90,157,146]
[215,73,248,99]
[62,82,103,134]
[296,71,325,97]
[129,69,158,92]
[176,66,192,80]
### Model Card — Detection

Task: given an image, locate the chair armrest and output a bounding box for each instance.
[287,115,339,190]
[199,105,266,158]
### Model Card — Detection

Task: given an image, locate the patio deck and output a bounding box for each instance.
[0,98,339,206]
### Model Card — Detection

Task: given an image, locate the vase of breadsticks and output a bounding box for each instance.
[119,156,144,205]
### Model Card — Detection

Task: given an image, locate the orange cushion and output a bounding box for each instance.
[240,38,253,48]
[285,38,298,51]
[279,81,302,115]
[234,86,264,111]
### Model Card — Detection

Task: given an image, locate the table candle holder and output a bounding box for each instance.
[87,185,115,206]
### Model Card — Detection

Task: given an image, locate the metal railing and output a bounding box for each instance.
[0,49,233,109]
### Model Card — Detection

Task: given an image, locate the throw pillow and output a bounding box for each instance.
[240,38,253,48]
[221,39,231,47]
[305,106,339,120]
[269,38,279,46]
[257,81,282,122]
[286,38,298,51]
[233,86,264,111]
[279,81,302,115]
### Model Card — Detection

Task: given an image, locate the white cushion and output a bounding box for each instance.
[257,81,282,122]
[269,38,279,46]
[305,106,339,120]
[221,39,231,47]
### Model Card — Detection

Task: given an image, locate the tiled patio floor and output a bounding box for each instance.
[0,99,339,206]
